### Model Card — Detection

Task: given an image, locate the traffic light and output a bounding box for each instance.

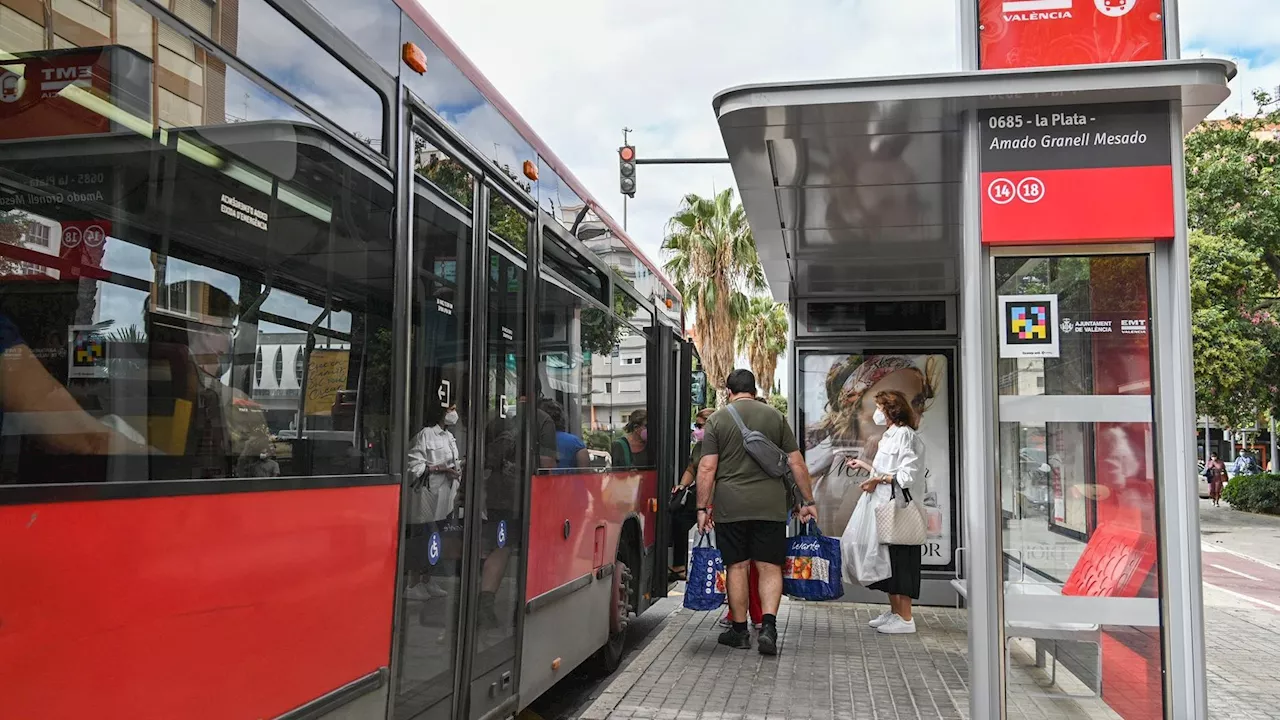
[619,145,636,197]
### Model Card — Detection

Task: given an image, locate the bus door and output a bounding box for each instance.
[464,191,533,719]
[650,321,683,600]
[390,123,480,720]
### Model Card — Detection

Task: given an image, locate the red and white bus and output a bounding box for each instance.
[0,1,694,718]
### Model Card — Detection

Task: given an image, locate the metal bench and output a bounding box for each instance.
[951,549,1103,696]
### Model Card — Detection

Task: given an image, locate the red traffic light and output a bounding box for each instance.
[619,146,635,162]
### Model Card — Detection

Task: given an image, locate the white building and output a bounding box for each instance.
[0,211,61,279]
[565,204,656,430]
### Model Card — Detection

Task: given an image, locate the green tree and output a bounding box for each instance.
[1186,91,1280,283]
[766,393,787,417]
[0,210,31,276]
[581,281,640,356]
[1189,231,1279,427]
[736,296,788,397]
[1186,93,1280,421]
[413,140,531,252]
[661,189,766,403]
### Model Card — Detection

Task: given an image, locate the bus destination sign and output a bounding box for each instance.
[979,101,1174,245]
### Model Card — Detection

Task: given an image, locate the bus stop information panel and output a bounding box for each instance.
[980,101,1174,244]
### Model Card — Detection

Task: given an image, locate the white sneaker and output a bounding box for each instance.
[868,610,896,629]
[876,616,917,634]
[423,579,449,598]
[404,584,434,601]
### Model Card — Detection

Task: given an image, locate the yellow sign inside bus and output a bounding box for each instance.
[304,349,350,416]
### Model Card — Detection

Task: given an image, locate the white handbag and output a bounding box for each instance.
[874,480,927,546]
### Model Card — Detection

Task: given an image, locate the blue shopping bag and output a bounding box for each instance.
[783,521,844,601]
[683,534,726,611]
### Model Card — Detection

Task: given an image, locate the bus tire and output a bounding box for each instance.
[588,540,636,676]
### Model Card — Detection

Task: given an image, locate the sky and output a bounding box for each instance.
[413,0,1280,393]
[416,0,1280,270]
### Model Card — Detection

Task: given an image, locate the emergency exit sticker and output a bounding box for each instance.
[979,102,1174,245]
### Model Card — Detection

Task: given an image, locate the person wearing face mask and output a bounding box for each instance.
[146,281,272,479]
[846,389,926,635]
[405,402,461,601]
[611,408,650,467]
[669,407,714,581]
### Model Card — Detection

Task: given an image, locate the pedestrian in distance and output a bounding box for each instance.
[696,369,818,656]
[1205,453,1227,507]
[845,389,926,634]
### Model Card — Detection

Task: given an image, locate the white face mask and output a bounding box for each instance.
[443,410,459,426]
[873,408,888,427]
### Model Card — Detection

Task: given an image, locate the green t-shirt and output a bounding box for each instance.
[702,398,799,523]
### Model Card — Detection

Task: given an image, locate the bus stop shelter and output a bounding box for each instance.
[712,49,1232,720]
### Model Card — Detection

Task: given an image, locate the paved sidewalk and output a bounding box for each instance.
[576,600,1280,720]
[580,600,1116,720]
[1206,606,1280,719]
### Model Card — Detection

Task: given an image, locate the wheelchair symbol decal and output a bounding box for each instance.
[497,520,507,548]
[428,532,441,566]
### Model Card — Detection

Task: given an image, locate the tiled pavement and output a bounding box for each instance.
[579,600,1117,720]
[1205,606,1280,719]
[578,599,1280,719]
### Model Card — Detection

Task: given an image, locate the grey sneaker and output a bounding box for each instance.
[876,615,917,634]
[868,610,896,628]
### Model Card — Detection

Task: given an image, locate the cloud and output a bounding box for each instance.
[1180,0,1280,58]
[411,1,1264,394]
[414,0,958,269]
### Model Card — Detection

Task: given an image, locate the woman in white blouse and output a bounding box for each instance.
[404,403,461,601]
[847,389,926,635]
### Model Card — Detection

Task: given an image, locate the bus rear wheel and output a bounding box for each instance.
[589,543,635,675]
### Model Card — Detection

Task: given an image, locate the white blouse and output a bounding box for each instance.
[407,425,459,479]
[870,424,925,492]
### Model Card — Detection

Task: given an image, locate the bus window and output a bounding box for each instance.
[0,12,395,484]
[490,192,530,254]
[537,278,651,471]
[168,0,385,150]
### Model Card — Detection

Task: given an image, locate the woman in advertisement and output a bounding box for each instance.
[804,354,943,538]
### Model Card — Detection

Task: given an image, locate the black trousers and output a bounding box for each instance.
[671,507,697,569]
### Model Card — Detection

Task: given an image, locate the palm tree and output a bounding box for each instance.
[662,189,766,403]
[737,296,789,397]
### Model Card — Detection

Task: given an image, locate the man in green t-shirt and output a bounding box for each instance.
[696,369,817,656]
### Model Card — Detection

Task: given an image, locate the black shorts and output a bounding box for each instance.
[717,520,787,567]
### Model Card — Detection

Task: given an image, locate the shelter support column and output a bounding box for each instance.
[1150,100,1208,719]
[959,108,1005,720]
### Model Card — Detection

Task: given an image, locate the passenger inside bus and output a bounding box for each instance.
[611,408,650,468]
[144,280,273,479]
[541,398,589,470]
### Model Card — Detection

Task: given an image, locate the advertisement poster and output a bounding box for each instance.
[979,102,1174,244]
[999,294,1061,358]
[801,353,953,567]
[978,0,1166,70]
